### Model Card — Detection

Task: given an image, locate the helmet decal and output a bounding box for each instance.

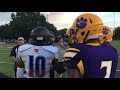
[70,28,75,35]
[76,17,87,29]
[103,28,109,34]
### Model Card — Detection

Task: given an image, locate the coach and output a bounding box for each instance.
[9,37,25,78]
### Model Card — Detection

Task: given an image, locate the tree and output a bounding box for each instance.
[0,12,58,40]
[0,25,5,38]
[0,24,10,39]
[113,26,120,40]
[0,12,61,40]
[57,28,67,36]
[11,13,15,20]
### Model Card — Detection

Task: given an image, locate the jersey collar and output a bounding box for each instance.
[87,43,100,46]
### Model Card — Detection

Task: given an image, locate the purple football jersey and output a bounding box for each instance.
[64,43,118,78]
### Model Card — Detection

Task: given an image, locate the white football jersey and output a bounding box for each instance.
[18,44,59,78]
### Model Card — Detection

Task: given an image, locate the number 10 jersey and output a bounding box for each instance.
[18,44,59,78]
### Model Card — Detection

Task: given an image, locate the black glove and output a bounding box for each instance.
[52,60,66,74]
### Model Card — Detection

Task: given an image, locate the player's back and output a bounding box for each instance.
[64,43,118,78]
[84,44,118,78]
[18,44,59,78]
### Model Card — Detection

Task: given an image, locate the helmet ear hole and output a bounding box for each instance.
[81,32,85,36]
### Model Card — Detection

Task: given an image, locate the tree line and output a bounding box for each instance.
[0,12,119,41]
[0,12,66,41]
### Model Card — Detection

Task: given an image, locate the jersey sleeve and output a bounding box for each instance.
[43,46,59,60]
[17,46,24,62]
[63,47,81,69]
[53,47,59,60]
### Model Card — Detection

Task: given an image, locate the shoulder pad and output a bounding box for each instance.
[18,44,33,53]
[42,46,59,54]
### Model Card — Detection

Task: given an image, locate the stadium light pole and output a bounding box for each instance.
[47,12,50,22]
[114,12,115,29]
[114,12,115,35]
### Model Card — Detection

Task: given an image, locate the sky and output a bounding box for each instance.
[0,12,120,30]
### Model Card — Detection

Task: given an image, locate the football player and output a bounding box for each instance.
[64,13,118,78]
[99,25,113,45]
[64,27,77,46]
[16,26,66,78]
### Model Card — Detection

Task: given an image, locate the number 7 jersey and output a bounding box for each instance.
[64,43,118,78]
[18,44,59,78]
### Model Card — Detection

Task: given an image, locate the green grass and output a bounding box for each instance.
[0,40,119,78]
[0,46,14,78]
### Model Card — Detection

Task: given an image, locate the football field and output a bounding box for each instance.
[0,40,120,78]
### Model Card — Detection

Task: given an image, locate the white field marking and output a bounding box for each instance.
[7,47,13,48]
[0,58,10,60]
[0,53,10,54]
[0,46,13,48]
[0,54,9,56]
[0,56,9,58]
[116,70,120,71]
[0,62,14,65]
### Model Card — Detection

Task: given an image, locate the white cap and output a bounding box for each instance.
[18,37,24,40]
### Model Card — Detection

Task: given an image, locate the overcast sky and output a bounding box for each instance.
[0,12,120,30]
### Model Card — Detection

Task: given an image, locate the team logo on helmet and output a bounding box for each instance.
[34,48,39,52]
[70,28,75,35]
[103,28,109,34]
[76,17,87,29]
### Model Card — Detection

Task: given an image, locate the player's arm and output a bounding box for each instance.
[10,56,17,63]
[51,48,66,75]
[16,52,24,78]
[65,61,82,78]
[51,59,66,74]
[66,68,81,78]
[64,47,83,78]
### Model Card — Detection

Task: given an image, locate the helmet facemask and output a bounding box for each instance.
[65,28,78,46]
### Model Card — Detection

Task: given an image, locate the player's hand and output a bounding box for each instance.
[52,60,66,74]
[16,59,24,68]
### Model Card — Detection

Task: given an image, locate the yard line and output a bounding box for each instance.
[7,47,13,48]
[0,53,10,55]
[0,56,9,59]
[0,62,14,65]
[116,70,120,71]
